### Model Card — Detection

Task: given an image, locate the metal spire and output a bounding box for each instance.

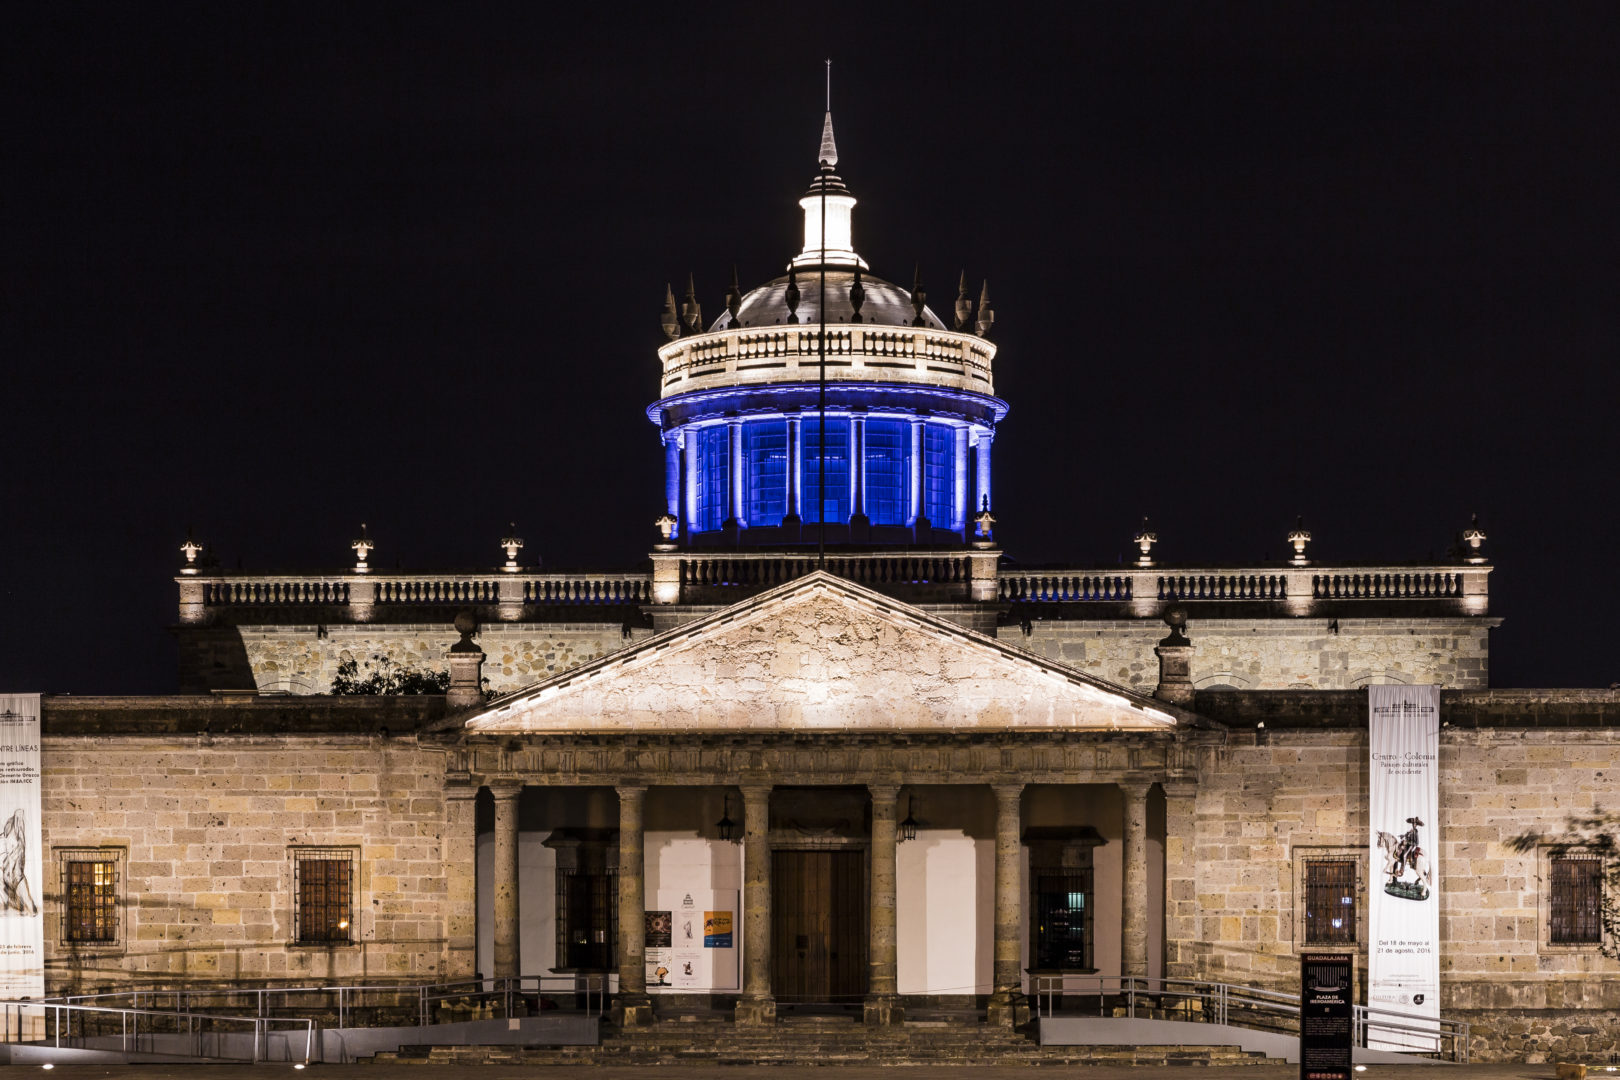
[819,60,838,169]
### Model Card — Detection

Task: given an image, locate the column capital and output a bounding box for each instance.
[867,783,901,803]
[739,783,773,803]
[1161,779,1198,800]
[990,782,1025,804]
[615,782,648,800]
[1117,779,1155,800]
[488,780,523,800]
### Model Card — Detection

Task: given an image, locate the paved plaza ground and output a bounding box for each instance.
[0,1064,1583,1079]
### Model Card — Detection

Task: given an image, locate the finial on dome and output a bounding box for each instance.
[660,283,680,341]
[681,273,702,335]
[785,266,800,324]
[725,266,743,327]
[849,267,865,324]
[910,266,927,327]
[975,280,995,337]
[954,270,974,331]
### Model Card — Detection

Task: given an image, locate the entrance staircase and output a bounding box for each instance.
[364,1013,1280,1068]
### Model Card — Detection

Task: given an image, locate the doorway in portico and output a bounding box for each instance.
[768,787,871,1004]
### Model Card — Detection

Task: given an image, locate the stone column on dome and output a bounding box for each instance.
[736,785,776,1026]
[683,430,699,535]
[726,420,744,530]
[975,428,994,515]
[615,784,652,1025]
[987,783,1027,1027]
[490,782,522,980]
[786,415,803,521]
[1120,780,1153,980]
[907,418,924,526]
[951,426,969,535]
[864,784,902,1025]
[663,432,681,524]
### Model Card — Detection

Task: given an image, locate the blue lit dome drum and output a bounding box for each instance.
[650,111,1004,548]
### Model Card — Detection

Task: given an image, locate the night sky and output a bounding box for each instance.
[7,5,1617,693]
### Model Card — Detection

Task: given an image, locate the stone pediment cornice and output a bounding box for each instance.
[439,571,1201,738]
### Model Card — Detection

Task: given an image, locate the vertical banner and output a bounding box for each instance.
[0,694,44,1012]
[1368,684,1440,1051]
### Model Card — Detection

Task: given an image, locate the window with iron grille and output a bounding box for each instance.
[1030,868,1093,970]
[1550,853,1603,945]
[1304,859,1357,945]
[59,849,121,946]
[555,867,618,971]
[292,848,356,944]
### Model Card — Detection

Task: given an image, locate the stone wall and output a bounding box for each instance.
[239,623,646,696]
[41,731,467,992]
[1187,718,1620,1063]
[1017,618,1492,690]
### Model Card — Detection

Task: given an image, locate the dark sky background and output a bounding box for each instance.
[5,5,1617,693]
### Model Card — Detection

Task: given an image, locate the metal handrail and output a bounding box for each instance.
[0,998,315,1064]
[47,973,605,1030]
[1032,975,1469,1065]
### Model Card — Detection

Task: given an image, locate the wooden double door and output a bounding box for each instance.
[770,849,869,1001]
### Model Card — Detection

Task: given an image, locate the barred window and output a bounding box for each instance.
[60,849,121,945]
[1304,859,1357,945]
[1550,853,1603,945]
[292,848,355,944]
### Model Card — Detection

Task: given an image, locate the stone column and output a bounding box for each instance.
[490,782,522,980]
[907,417,924,528]
[663,432,682,520]
[987,783,1026,1027]
[727,419,744,529]
[785,415,803,522]
[1161,780,1198,980]
[683,431,699,535]
[735,784,776,1026]
[615,784,652,1025]
[865,784,902,1025]
[1120,780,1153,980]
[974,427,994,514]
[951,425,969,534]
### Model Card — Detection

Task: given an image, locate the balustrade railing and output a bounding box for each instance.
[525,575,650,604]
[679,552,970,592]
[1158,573,1287,601]
[194,573,651,608]
[658,325,995,394]
[1312,570,1461,599]
[204,579,350,605]
[375,579,500,604]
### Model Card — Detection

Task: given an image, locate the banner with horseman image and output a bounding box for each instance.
[1368,684,1440,1051]
[0,693,44,1027]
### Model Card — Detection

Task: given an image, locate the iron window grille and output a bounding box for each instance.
[59,849,121,945]
[1304,858,1358,945]
[1030,868,1093,971]
[1550,853,1603,945]
[555,867,618,971]
[292,848,356,944]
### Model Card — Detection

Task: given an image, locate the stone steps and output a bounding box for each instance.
[364,1022,1282,1067]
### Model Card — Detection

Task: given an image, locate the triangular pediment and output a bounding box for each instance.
[464,571,1180,735]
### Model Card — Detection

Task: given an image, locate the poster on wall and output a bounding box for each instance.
[1368,684,1441,1051]
[646,890,737,993]
[0,694,44,1009]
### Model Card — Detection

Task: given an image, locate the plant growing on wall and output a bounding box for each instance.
[1508,812,1619,959]
[330,654,451,695]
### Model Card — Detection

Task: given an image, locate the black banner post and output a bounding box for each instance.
[1300,952,1354,1080]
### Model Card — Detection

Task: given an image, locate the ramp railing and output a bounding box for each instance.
[49,973,604,1031]
[0,999,316,1064]
[1032,975,1469,1064]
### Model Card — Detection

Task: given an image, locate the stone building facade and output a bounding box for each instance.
[22,108,1617,1067]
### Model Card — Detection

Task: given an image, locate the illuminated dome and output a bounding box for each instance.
[650,110,1004,548]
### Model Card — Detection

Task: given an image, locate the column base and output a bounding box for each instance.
[863,994,904,1026]
[733,995,777,1027]
[987,988,1029,1029]
[612,992,654,1027]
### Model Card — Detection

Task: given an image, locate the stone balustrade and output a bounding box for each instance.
[656,324,996,399]
[177,557,1489,624]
